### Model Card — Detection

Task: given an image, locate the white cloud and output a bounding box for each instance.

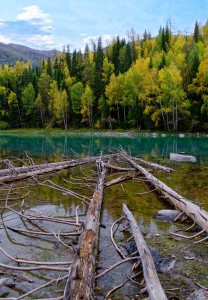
[40,25,52,32]
[0,34,12,44]
[0,6,56,49]
[0,19,5,28]
[83,34,115,47]
[16,5,52,24]
[83,35,98,44]
[25,34,54,47]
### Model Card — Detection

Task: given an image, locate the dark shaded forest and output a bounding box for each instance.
[0,21,207,132]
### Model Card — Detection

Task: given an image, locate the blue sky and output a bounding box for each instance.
[0,0,208,51]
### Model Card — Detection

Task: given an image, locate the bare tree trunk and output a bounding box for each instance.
[133,157,174,173]
[175,98,178,132]
[122,154,208,234]
[0,156,100,183]
[64,159,106,300]
[117,103,120,125]
[123,105,126,124]
[123,204,168,300]
[105,172,140,187]
[159,100,166,131]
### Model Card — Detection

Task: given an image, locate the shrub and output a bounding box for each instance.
[0,121,10,130]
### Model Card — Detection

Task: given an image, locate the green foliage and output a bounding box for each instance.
[0,120,10,129]
[1,20,208,131]
[71,82,84,114]
[193,20,201,43]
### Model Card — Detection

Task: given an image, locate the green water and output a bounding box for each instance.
[0,133,208,299]
[1,133,208,163]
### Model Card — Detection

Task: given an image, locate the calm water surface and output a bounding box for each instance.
[1,133,208,162]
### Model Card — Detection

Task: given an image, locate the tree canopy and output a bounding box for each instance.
[0,20,208,132]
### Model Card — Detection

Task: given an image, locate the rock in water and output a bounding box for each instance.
[187,289,208,300]
[125,241,177,273]
[156,209,181,222]
[170,152,197,163]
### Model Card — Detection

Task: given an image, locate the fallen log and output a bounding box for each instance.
[123,204,168,300]
[0,156,99,176]
[6,225,81,237]
[104,162,134,172]
[123,154,208,235]
[64,158,106,300]
[0,156,102,184]
[105,171,140,187]
[133,157,174,173]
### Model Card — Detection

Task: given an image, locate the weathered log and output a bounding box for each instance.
[0,157,101,183]
[133,157,174,173]
[104,162,134,172]
[63,159,106,300]
[105,171,140,187]
[0,156,97,175]
[123,154,208,234]
[0,278,9,288]
[123,204,168,300]
[6,225,81,237]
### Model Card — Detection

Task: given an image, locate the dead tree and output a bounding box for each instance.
[123,204,168,300]
[64,158,106,300]
[133,157,174,173]
[105,171,140,187]
[122,154,208,235]
[0,155,116,183]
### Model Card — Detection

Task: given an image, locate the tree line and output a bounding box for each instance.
[0,20,208,132]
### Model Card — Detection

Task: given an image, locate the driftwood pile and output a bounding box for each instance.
[0,152,207,299]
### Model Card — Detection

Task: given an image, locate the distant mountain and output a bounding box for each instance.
[0,42,59,66]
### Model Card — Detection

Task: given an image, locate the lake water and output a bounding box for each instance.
[1,133,208,163]
[0,133,208,299]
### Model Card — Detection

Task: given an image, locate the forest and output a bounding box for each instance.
[0,20,208,132]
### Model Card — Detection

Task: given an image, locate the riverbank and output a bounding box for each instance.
[0,128,204,137]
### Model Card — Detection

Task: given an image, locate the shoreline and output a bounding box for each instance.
[0,129,205,137]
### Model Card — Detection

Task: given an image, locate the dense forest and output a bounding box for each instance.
[0,20,208,132]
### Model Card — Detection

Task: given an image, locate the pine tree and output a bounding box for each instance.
[112,36,121,75]
[66,45,72,73]
[93,37,104,113]
[159,52,167,69]
[46,57,53,77]
[71,50,78,77]
[193,20,200,43]
[124,43,132,72]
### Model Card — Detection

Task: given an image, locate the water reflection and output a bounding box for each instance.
[1,134,208,164]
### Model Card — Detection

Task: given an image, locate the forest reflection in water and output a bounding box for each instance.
[1,133,208,163]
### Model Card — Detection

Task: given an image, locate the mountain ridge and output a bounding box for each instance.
[0,42,59,66]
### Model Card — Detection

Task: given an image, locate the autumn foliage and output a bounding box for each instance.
[0,21,208,132]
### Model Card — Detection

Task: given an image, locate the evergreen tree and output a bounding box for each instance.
[76,50,84,82]
[66,45,72,73]
[71,50,78,77]
[124,43,132,72]
[111,36,121,75]
[193,20,200,43]
[159,52,167,69]
[46,57,53,77]
[93,37,104,114]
